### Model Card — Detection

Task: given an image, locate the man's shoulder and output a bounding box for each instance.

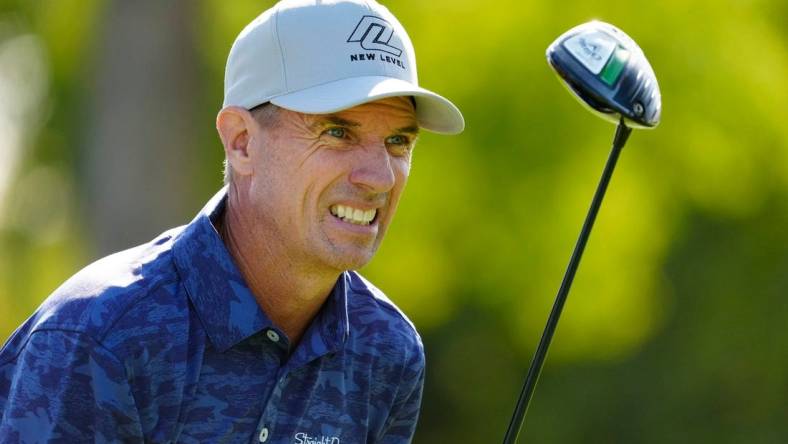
[345,271,423,354]
[2,226,188,358]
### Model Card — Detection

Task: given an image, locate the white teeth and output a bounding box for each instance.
[330,204,377,225]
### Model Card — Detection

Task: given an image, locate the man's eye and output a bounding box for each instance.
[386,135,414,156]
[386,135,409,145]
[325,127,346,138]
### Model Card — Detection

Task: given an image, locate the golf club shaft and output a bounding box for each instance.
[502,119,632,444]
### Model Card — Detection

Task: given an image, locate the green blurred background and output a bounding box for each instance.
[0,0,786,442]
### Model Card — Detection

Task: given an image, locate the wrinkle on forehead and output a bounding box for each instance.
[308,97,419,134]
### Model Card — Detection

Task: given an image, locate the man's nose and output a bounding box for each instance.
[348,142,396,194]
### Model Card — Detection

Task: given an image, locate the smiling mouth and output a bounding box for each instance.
[329,204,377,226]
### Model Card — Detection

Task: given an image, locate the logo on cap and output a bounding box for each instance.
[347,15,402,57]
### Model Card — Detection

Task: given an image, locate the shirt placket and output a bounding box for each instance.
[254,327,291,443]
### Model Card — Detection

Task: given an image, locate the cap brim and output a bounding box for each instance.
[269,76,464,135]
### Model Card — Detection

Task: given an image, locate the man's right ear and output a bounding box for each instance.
[216,106,257,176]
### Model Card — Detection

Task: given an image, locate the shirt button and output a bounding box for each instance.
[266,330,280,343]
[259,427,269,442]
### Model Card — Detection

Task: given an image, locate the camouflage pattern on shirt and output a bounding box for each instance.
[0,189,425,443]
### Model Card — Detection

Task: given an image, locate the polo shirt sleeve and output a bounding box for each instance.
[376,345,426,443]
[0,328,144,441]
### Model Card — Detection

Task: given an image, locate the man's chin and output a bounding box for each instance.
[322,247,377,272]
[332,255,374,272]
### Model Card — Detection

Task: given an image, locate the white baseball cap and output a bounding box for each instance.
[223,0,464,135]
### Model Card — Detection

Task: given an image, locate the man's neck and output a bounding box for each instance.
[216,188,340,348]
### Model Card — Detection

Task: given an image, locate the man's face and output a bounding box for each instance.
[243,96,418,273]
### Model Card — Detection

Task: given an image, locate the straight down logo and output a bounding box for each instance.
[347,15,403,57]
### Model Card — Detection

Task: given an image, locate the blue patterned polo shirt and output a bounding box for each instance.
[0,189,425,443]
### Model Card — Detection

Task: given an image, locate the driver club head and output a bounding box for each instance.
[546,21,661,128]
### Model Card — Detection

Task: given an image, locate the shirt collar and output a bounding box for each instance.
[288,272,351,368]
[172,187,350,357]
[172,187,271,352]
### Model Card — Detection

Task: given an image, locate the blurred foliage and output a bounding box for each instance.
[0,0,786,442]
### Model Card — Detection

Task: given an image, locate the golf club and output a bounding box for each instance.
[502,20,661,444]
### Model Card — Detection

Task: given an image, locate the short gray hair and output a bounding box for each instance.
[223,102,281,185]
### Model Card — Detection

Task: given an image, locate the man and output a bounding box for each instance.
[0,0,463,442]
